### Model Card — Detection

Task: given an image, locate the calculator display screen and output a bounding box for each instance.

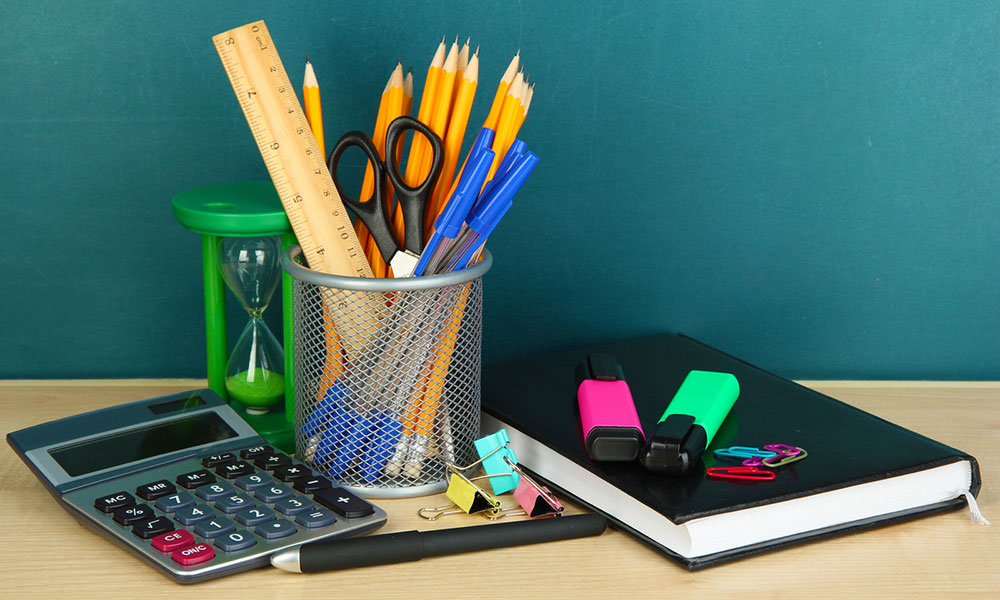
[47,412,238,477]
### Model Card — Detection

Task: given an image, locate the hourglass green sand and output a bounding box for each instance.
[172,182,296,450]
[220,235,285,411]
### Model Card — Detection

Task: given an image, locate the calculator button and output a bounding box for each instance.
[235,506,275,526]
[255,519,297,540]
[194,517,236,538]
[135,480,176,501]
[176,469,215,489]
[133,517,174,539]
[314,487,375,518]
[202,452,237,468]
[254,453,292,471]
[217,461,255,479]
[295,508,337,528]
[155,492,196,513]
[239,445,272,460]
[216,493,256,514]
[94,491,135,513]
[113,503,155,525]
[214,530,257,552]
[151,529,195,553]
[274,464,310,482]
[195,481,234,500]
[254,484,293,503]
[235,472,273,491]
[171,543,215,566]
[174,504,216,525]
[274,495,314,516]
[293,476,333,494]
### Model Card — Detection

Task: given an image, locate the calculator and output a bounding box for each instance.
[6,389,388,583]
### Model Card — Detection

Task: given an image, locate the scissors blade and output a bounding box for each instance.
[389,250,420,278]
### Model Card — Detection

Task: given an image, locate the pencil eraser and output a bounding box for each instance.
[578,379,645,461]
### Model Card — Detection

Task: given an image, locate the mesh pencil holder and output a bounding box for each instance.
[281,245,492,498]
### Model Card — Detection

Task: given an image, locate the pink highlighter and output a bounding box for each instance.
[576,353,645,461]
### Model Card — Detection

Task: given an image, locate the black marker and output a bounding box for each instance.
[270,513,608,573]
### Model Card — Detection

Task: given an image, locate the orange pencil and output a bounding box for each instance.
[405,38,446,187]
[485,71,526,183]
[452,38,470,104]
[426,49,479,233]
[355,74,392,253]
[403,68,414,116]
[302,58,325,158]
[483,52,519,131]
[420,37,460,182]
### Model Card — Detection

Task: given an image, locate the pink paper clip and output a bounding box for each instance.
[706,466,776,481]
[741,455,767,467]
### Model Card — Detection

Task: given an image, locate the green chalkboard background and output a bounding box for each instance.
[2,1,998,380]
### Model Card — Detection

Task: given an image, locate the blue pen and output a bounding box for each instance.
[413,146,494,276]
[443,151,539,272]
[480,139,527,201]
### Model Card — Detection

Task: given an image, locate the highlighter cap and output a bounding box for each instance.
[640,370,740,476]
[576,354,644,462]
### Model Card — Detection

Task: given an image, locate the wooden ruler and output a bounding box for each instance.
[213,21,373,278]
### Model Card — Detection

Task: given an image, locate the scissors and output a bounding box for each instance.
[328,116,444,277]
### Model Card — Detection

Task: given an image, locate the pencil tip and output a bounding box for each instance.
[466,36,471,45]
[441,35,446,43]
[474,46,481,56]
[306,56,311,63]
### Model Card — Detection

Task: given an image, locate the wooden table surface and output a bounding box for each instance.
[1,380,997,598]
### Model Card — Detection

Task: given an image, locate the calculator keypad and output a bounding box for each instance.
[81,444,384,580]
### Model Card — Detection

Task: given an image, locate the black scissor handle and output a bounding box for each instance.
[327,131,397,263]
[384,116,444,253]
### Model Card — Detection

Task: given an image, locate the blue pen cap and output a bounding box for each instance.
[434,147,495,238]
[467,151,539,235]
[481,139,527,200]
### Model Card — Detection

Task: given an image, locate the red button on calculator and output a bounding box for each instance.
[152,529,194,553]
[171,543,215,566]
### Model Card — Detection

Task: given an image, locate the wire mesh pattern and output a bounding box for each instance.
[291,272,484,497]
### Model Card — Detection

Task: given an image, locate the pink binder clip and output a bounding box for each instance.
[505,456,564,518]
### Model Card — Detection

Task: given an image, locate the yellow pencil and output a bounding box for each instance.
[405,38,446,187]
[302,57,325,158]
[426,48,479,234]
[421,37,460,182]
[483,52,519,132]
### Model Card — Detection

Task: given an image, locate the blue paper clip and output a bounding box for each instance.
[713,446,778,460]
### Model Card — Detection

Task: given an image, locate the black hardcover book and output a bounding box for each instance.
[480,334,981,569]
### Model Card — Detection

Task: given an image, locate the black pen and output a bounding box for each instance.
[270,513,607,573]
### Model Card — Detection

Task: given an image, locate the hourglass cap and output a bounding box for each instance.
[172,182,292,237]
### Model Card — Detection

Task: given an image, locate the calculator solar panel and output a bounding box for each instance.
[6,389,387,583]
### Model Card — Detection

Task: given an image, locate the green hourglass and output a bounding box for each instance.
[172,181,296,450]
[220,236,285,413]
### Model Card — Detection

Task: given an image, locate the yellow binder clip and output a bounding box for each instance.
[417,470,502,520]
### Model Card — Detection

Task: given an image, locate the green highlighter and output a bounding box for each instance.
[640,370,739,475]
